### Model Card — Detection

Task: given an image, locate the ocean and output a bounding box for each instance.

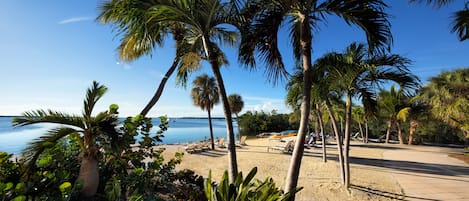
[0,116,238,155]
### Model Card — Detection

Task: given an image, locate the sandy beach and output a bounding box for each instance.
[161,138,405,201]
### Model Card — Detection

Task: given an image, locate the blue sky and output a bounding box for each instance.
[0,1,467,118]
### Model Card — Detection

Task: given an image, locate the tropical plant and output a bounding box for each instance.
[409,0,469,41]
[418,68,469,147]
[191,74,220,150]
[313,42,419,188]
[98,0,203,116]
[228,94,244,140]
[144,0,242,182]
[239,111,297,136]
[238,0,393,195]
[204,167,301,201]
[12,81,119,199]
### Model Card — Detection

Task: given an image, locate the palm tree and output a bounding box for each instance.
[378,86,411,144]
[352,106,366,143]
[98,0,203,116]
[191,74,220,150]
[418,68,469,147]
[314,42,419,188]
[228,94,244,140]
[12,81,120,199]
[409,0,469,41]
[146,0,240,182]
[238,0,393,195]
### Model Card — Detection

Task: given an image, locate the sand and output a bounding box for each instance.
[161,138,404,201]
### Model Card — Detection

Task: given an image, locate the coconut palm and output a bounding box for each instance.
[98,0,206,117]
[191,74,220,150]
[12,81,120,199]
[418,68,469,147]
[409,0,469,41]
[238,0,393,195]
[145,0,240,182]
[228,94,244,140]
[314,42,419,188]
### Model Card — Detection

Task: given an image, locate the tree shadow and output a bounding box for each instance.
[350,184,440,201]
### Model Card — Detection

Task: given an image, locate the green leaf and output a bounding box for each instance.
[59,182,72,192]
[4,182,14,191]
[12,195,26,201]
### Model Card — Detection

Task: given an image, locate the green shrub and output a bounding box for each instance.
[205,167,301,201]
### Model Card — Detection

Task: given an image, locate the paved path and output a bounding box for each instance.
[382,145,469,201]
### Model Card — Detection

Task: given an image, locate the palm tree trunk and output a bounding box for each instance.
[202,35,238,183]
[140,57,179,116]
[316,103,327,163]
[358,122,364,143]
[77,155,99,199]
[208,108,215,150]
[396,121,404,145]
[326,100,345,184]
[285,16,312,199]
[235,114,241,141]
[365,121,369,143]
[343,94,352,188]
[408,119,418,145]
[385,118,392,143]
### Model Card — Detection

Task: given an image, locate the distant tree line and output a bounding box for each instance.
[238,110,299,136]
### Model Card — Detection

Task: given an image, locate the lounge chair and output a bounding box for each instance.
[268,140,294,154]
[236,136,247,146]
[217,138,226,148]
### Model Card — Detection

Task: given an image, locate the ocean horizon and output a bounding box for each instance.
[0,116,238,155]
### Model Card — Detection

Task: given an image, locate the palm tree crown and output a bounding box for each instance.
[191,74,220,111]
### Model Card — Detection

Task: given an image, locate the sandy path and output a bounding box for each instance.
[382,144,469,201]
[161,138,405,200]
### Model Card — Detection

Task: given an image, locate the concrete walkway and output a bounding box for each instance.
[382,145,469,201]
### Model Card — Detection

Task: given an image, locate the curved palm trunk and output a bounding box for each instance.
[207,108,215,150]
[285,17,312,198]
[77,154,99,199]
[396,121,404,144]
[358,122,365,143]
[344,94,353,188]
[140,57,179,116]
[235,114,241,141]
[202,35,238,183]
[408,119,418,145]
[385,117,392,143]
[326,100,345,184]
[316,103,327,163]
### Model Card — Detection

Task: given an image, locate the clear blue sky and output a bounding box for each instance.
[0,1,467,117]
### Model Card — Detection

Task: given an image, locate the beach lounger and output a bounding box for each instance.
[236,136,247,146]
[217,138,226,148]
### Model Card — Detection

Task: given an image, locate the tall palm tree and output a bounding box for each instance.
[12,81,120,199]
[409,0,469,41]
[238,0,393,195]
[146,0,240,182]
[228,94,244,140]
[314,42,419,188]
[418,68,469,147]
[98,0,203,116]
[191,74,220,150]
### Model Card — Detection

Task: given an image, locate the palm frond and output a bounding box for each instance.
[408,0,454,8]
[21,127,79,167]
[324,0,392,53]
[451,8,469,41]
[13,109,84,129]
[83,81,108,119]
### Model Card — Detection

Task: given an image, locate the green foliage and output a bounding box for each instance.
[239,111,298,136]
[205,167,301,201]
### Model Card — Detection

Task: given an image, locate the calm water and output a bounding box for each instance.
[0,116,237,154]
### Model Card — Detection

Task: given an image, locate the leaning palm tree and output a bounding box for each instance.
[238,0,393,195]
[409,0,469,41]
[378,86,411,144]
[191,74,220,150]
[228,94,244,140]
[98,0,202,116]
[314,42,420,188]
[146,0,240,182]
[12,81,120,199]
